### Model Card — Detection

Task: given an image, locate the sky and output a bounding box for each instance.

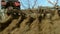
[0,0,60,9]
[19,0,60,9]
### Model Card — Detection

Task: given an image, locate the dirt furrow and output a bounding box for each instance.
[0,16,21,34]
[25,18,40,34]
[10,16,33,34]
[0,16,13,32]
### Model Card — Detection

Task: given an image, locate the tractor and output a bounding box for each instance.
[1,0,21,18]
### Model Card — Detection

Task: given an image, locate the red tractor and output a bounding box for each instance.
[1,0,20,9]
[1,0,21,18]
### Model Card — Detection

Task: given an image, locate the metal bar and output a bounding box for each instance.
[0,0,1,10]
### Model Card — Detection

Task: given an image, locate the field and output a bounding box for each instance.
[0,9,60,34]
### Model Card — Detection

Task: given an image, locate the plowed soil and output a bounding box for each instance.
[0,10,60,34]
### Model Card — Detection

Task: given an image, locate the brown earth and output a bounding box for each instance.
[0,10,60,34]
